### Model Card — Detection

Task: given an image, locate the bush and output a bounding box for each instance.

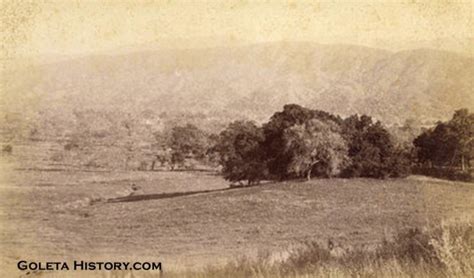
[64,142,79,151]
[376,228,442,266]
[2,144,12,153]
[282,242,332,274]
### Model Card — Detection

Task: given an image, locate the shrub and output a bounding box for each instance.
[2,144,12,153]
[430,219,474,275]
[376,228,442,266]
[138,161,148,171]
[281,242,332,274]
[64,142,79,151]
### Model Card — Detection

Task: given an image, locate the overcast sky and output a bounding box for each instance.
[2,0,473,58]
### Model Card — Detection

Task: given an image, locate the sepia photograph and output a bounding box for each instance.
[0,0,473,277]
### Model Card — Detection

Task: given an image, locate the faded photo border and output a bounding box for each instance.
[1,0,473,277]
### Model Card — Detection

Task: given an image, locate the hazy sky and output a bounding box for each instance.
[2,0,473,58]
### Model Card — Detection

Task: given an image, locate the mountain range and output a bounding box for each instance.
[2,42,473,137]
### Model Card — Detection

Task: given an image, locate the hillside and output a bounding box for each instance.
[1,42,472,170]
[2,42,472,136]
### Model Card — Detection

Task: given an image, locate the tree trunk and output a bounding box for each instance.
[307,160,319,181]
[151,160,156,171]
[461,155,465,172]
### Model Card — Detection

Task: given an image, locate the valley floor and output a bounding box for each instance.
[0,166,473,276]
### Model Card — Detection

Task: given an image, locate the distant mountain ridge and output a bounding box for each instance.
[2,42,473,136]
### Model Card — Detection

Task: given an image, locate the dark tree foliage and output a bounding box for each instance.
[414,109,473,171]
[284,119,349,180]
[263,104,342,179]
[413,123,457,167]
[387,145,413,178]
[215,121,267,185]
[341,115,409,178]
[449,109,474,171]
[169,124,208,169]
[204,133,221,165]
[210,104,416,182]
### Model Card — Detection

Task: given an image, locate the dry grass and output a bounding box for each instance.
[0,163,473,276]
[163,217,473,277]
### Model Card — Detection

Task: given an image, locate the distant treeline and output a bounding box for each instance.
[157,104,473,184]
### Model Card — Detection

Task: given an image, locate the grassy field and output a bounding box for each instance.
[0,159,473,276]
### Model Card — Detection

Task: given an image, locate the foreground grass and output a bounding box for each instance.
[1,171,473,277]
[158,218,473,278]
[9,219,473,278]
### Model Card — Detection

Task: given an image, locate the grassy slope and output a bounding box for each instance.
[1,169,473,276]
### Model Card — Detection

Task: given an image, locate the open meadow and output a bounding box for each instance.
[1,159,473,276]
